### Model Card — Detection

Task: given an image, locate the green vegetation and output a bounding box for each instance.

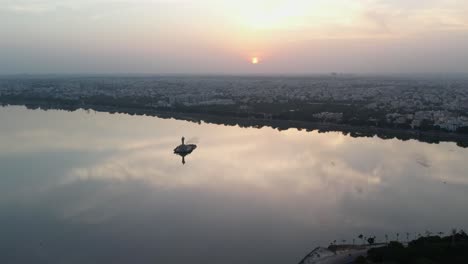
[356,230,468,263]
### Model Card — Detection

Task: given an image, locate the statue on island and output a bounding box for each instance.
[174,137,197,165]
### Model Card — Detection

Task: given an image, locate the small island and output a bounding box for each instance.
[174,137,197,165]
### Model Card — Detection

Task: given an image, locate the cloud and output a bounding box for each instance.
[1,3,54,14]
[1,0,468,73]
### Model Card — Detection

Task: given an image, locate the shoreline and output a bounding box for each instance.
[2,99,468,147]
[298,245,384,264]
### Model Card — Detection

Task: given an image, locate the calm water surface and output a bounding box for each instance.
[1,106,468,264]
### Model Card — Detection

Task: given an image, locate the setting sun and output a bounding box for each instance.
[251,57,259,64]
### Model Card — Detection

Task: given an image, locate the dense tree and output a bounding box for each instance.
[366,231,468,263]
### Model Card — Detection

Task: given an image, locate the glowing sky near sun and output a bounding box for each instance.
[251,57,259,64]
[1,0,468,74]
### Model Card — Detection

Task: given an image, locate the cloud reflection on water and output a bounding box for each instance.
[1,106,468,264]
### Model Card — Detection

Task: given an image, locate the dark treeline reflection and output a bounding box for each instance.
[3,102,468,148]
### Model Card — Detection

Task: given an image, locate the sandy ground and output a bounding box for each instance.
[311,249,367,264]
[299,245,384,264]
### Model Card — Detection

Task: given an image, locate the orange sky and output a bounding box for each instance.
[1,0,468,74]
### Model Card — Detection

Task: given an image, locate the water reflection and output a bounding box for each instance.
[174,137,197,165]
[0,106,467,264]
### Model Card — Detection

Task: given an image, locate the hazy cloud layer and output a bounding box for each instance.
[1,0,468,74]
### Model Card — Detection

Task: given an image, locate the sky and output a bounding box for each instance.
[1,0,468,74]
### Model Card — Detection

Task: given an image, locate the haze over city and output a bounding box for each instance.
[2,0,468,74]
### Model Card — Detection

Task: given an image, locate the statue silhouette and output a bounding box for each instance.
[174,136,197,165]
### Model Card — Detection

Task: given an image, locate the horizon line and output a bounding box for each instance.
[2,72,468,78]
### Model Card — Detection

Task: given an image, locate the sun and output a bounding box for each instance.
[251,57,259,64]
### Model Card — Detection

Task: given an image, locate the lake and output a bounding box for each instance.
[1,105,467,264]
